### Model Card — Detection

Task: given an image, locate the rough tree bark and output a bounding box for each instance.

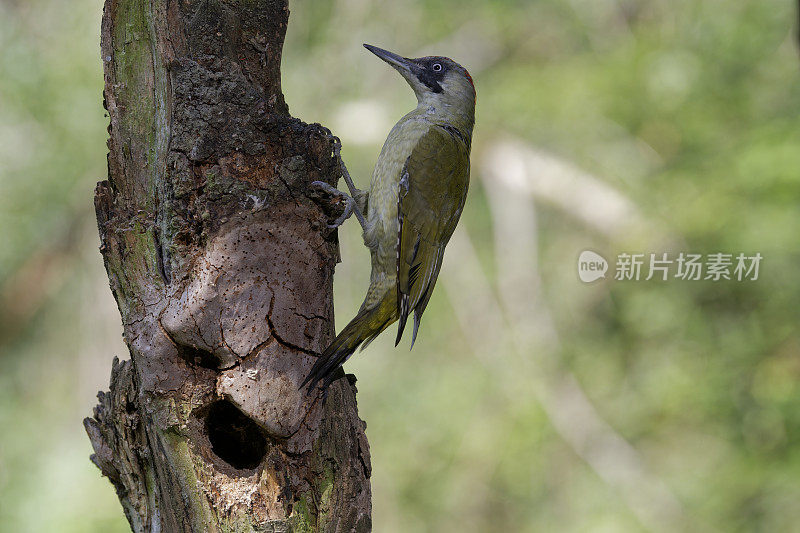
[83,1,371,531]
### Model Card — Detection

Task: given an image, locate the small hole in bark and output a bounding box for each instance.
[205,400,267,470]
[178,344,218,369]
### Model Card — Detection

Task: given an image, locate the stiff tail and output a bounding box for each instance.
[300,296,395,393]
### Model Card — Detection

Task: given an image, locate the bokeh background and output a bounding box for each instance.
[1,0,799,531]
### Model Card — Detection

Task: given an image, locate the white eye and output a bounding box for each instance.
[432,63,442,72]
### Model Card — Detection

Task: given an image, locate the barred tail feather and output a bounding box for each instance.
[301,296,395,393]
[395,293,410,346]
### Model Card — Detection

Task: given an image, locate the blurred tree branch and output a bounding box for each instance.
[82,0,370,531]
[439,138,690,532]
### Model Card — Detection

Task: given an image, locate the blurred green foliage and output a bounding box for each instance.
[1,0,798,531]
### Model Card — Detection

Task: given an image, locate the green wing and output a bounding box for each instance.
[395,125,470,346]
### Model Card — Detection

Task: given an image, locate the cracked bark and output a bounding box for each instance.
[83,0,371,531]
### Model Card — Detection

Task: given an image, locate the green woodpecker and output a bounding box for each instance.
[303,44,475,392]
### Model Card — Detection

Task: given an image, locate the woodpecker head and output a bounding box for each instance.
[364,44,476,109]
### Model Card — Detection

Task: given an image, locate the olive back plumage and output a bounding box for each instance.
[395,125,470,345]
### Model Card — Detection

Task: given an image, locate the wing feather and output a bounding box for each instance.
[395,125,470,345]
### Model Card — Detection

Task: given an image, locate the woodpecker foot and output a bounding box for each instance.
[310,181,356,229]
[312,128,368,229]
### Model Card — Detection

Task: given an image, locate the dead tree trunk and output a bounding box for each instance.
[83,1,371,531]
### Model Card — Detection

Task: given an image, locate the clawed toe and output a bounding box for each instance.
[310,180,335,194]
[309,181,355,229]
[328,195,354,228]
[310,132,367,230]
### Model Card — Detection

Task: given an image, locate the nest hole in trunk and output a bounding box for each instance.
[205,399,268,470]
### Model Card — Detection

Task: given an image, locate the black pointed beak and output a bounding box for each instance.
[363,44,413,73]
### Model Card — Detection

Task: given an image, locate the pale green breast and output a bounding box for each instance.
[364,113,431,275]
